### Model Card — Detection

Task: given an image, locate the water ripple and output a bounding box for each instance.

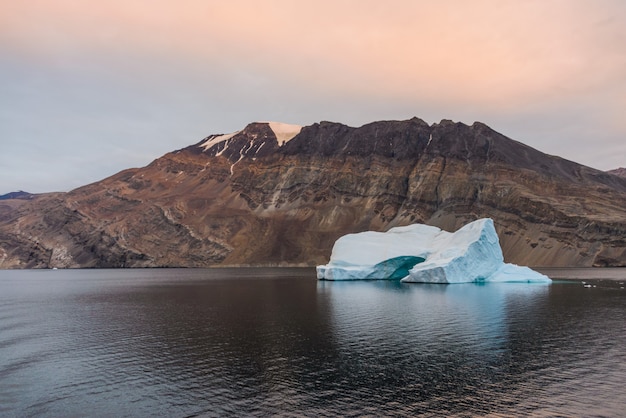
[1,269,625,416]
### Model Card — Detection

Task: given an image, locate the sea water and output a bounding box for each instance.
[1,268,625,417]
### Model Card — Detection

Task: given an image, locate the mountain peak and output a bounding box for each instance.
[0,190,34,200]
[197,121,303,162]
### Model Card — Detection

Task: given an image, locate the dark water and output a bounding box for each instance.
[1,268,625,417]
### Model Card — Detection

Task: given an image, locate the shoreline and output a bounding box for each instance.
[536,267,626,281]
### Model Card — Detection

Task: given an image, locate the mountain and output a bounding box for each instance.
[1,118,625,269]
[0,191,34,200]
[608,167,626,178]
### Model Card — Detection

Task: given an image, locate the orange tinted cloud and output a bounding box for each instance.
[3,0,624,108]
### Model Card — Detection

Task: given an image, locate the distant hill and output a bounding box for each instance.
[608,167,626,178]
[1,118,625,268]
[0,191,34,200]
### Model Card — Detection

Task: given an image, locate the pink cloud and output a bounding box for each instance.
[4,1,623,104]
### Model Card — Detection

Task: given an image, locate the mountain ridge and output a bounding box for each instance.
[608,167,626,178]
[0,191,35,201]
[1,117,625,269]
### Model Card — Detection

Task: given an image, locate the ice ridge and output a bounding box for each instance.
[316,218,551,284]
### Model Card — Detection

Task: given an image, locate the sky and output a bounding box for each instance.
[1,0,625,194]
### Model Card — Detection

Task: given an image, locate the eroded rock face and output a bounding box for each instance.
[1,119,625,268]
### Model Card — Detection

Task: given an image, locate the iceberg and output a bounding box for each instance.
[315,224,438,280]
[316,218,551,284]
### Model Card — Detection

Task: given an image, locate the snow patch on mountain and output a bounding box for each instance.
[265,122,302,145]
[199,121,301,153]
[200,131,240,152]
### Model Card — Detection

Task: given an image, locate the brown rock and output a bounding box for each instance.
[1,119,625,269]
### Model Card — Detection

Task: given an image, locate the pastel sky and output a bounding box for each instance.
[2,0,625,194]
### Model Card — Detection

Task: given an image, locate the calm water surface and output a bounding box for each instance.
[1,268,625,417]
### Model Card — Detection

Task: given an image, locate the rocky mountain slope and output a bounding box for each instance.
[0,191,34,200]
[608,167,626,178]
[1,118,625,268]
